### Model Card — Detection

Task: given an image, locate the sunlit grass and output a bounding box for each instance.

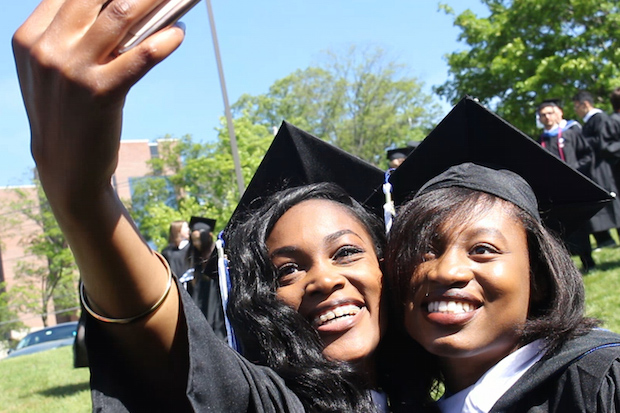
[0,346,90,412]
[583,245,620,332]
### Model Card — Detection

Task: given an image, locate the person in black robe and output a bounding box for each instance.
[573,90,620,249]
[383,97,620,412]
[160,220,191,280]
[611,87,620,130]
[608,87,620,212]
[185,216,227,342]
[536,99,595,272]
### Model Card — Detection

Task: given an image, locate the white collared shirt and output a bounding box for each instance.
[437,340,546,413]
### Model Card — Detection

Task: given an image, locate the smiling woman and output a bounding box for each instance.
[227,186,387,393]
[269,199,384,366]
[78,122,390,412]
[384,97,620,413]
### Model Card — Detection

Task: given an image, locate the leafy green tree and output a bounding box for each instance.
[0,283,24,343]
[129,46,440,244]
[436,0,620,136]
[233,45,440,166]
[7,180,78,326]
[129,119,273,250]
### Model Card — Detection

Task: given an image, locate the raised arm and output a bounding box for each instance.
[13,0,188,385]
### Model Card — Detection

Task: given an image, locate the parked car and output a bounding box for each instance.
[6,321,78,359]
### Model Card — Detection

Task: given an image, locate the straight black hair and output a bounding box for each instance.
[384,187,599,409]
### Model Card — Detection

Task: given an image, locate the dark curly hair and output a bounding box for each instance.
[225,182,386,412]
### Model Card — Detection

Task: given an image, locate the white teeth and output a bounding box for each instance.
[427,301,475,314]
[314,304,361,326]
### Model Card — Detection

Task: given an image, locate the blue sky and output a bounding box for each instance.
[0,0,487,187]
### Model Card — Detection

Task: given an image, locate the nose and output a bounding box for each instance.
[426,249,473,287]
[304,261,346,296]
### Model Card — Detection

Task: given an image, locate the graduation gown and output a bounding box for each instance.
[192,267,227,342]
[608,112,620,195]
[161,242,191,281]
[581,112,620,232]
[85,280,305,412]
[490,329,620,412]
[538,121,593,175]
[538,122,594,256]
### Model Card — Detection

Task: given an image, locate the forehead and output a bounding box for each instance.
[269,199,370,241]
[438,199,524,237]
[538,106,556,115]
[281,199,361,226]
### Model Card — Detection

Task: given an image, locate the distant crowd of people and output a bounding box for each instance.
[535,89,620,272]
[387,88,620,274]
[161,217,227,341]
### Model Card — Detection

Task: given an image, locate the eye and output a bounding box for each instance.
[332,245,364,264]
[274,262,305,287]
[276,262,299,277]
[469,243,500,256]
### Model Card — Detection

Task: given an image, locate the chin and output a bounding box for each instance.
[323,340,375,364]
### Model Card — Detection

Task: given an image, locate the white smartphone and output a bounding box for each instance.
[117,0,202,54]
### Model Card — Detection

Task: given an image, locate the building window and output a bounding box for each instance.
[149,143,159,159]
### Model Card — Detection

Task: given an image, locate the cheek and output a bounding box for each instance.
[360,267,384,309]
[275,286,302,311]
[403,299,420,340]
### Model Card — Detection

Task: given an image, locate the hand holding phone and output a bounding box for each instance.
[118,0,202,54]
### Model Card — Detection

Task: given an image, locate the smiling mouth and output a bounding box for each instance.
[427,300,478,314]
[312,304,362,327]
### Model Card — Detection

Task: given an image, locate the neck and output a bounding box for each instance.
[439,342,521,393]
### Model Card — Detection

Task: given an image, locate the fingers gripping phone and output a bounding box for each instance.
[117,0,202,54]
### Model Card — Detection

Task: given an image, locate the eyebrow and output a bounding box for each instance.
[269,229,364,259]
[324,229,363,244]
[465,226,509,242]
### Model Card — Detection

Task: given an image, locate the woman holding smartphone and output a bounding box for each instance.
[13,1,391,411]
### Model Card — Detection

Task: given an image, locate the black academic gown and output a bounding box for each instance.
[85,279,305,412]
[538,121,593,175]
[538,122,594,257]
[581,112,620,232]
[610,112,620,134]
[192,263,227,342]
[490,328,620,412]
[609,112,620,195]
[161,242,190,280]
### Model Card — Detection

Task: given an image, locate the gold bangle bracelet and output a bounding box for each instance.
[80,251,173,324]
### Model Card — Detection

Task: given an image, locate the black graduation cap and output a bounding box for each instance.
[189,216,217,232]
[537,98,563,111]
[384,96,612,235]
[387,146,414,162]
[205,121,386,350]
[234,121,385,218]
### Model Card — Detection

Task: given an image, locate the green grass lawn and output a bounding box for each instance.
[1,245,620,411]
[583,245,620,333]
[0,346,91,412]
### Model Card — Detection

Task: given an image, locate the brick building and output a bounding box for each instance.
[0,140,162,333]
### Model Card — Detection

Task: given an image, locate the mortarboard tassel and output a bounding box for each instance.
[383,169,396,233]
[178,268,195,290]
[216,232,240,351]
